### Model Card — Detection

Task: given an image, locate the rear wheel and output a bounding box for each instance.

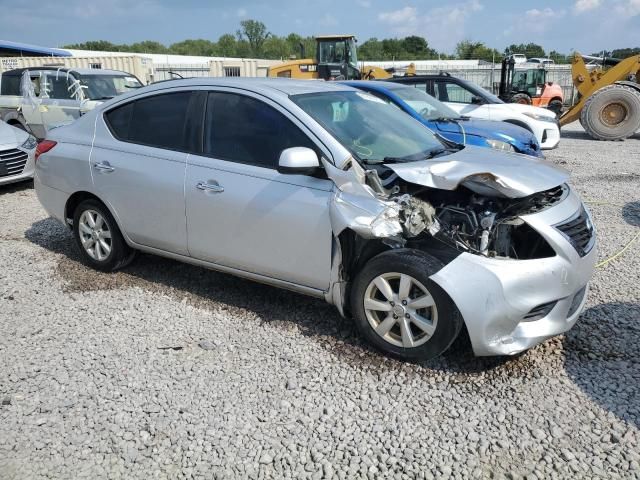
[511,93,532,105]
[580,84,640,140]
[73,199,133,272]
[350,250,462,361]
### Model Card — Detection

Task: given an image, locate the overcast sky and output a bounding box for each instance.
[1,0,639,54]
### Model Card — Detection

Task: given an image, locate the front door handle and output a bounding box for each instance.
[93,162,115,173]
[196,181,224,193]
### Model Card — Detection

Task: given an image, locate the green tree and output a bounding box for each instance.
[169,39,217,56]
[358,38,384,61]
[236,19,270,56]
[456,41,499,62]
[217,34,237,57]
[401,36,438,59]
[611,47,640,59]
[381,38,408,60]
[127,41,168,54]
[504,43,545,59]
[262,36,290,59]
[548,50,568,64]
[234,40,252,58]
[63,40,121,51]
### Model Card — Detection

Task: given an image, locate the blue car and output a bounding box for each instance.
[343,81,543,158]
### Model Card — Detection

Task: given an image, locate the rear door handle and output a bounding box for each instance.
[93,162,114,173]
[196,181,224,193]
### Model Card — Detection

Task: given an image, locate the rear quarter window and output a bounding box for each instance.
[0,75,21,96]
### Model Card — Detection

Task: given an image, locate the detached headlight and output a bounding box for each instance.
[486,139,515,152]
[21,135,38,150]
[522,112,556,123]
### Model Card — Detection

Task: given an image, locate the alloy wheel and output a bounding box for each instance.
[78,209,112,261]
[363,272,438,348]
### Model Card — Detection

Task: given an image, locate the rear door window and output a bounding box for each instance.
[104,91,199,152]
[203,92,318,169]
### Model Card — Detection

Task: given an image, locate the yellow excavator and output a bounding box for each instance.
[268,35,415,81]
[561,52,640,140]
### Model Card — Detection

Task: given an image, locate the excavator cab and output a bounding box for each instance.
[315,35,360,80]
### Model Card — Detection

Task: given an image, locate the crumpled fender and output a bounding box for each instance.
[322,157,403,239]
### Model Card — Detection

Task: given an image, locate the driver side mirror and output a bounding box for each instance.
[471,95,484,105]
[278,147,320,175]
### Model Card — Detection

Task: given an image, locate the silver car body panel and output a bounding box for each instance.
[430,190,597,356]
[34,77,597,358]
[90,114,190,255]
[387,146,570,198]
[0,121,36,186]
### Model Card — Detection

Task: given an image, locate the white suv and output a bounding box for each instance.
[388,75,561,149]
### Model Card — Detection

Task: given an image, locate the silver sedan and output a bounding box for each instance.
[0,120,37,186]
[34,78,596,361]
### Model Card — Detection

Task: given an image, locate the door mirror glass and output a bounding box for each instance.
[278,147,320,175]
[471,95,484,105]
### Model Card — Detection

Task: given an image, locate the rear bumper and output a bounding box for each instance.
[34,174,69,225]
[430,189,597,356]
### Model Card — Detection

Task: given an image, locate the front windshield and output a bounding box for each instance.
[292,90,446,164]
[389,86,460,120]
[78,74,142,100]
[347,39,358,67]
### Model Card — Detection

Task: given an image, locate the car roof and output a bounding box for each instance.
[123,77,357,98]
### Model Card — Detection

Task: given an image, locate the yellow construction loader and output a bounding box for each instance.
[268,35,415,81]
[561,52,640,140]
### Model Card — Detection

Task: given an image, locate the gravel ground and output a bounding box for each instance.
[0,123,639,479]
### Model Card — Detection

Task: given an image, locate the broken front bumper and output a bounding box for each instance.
[429,189,597,356]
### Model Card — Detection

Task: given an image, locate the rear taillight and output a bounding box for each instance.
[35,140,57,162]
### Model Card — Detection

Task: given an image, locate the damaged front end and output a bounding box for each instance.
[324,148,570,271]
[324,147,595,355]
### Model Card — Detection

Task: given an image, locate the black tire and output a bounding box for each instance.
[73,199,133,272]
[580,84,640,140]
[548,99,563,116]
[510,93,532,105]
[350,249,463,361]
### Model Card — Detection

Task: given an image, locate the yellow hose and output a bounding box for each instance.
[583,200,638,268]
[595,231,640,269]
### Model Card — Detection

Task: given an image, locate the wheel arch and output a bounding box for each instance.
[64,191,128,244]
[335,229,393,317]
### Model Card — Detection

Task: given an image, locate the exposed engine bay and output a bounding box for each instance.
[324,153,569,262]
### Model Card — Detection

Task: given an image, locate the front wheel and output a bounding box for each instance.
[510,93,532,105]
[350,250,463,361]
[73,199,134,272]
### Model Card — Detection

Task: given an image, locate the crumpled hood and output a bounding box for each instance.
[386,145,569,198]
[434,118,534,143]
[0,121,28,150]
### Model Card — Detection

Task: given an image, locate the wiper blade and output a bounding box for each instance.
[94,96,114,100]
[423,147,459,159]
[433,116,469,122]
